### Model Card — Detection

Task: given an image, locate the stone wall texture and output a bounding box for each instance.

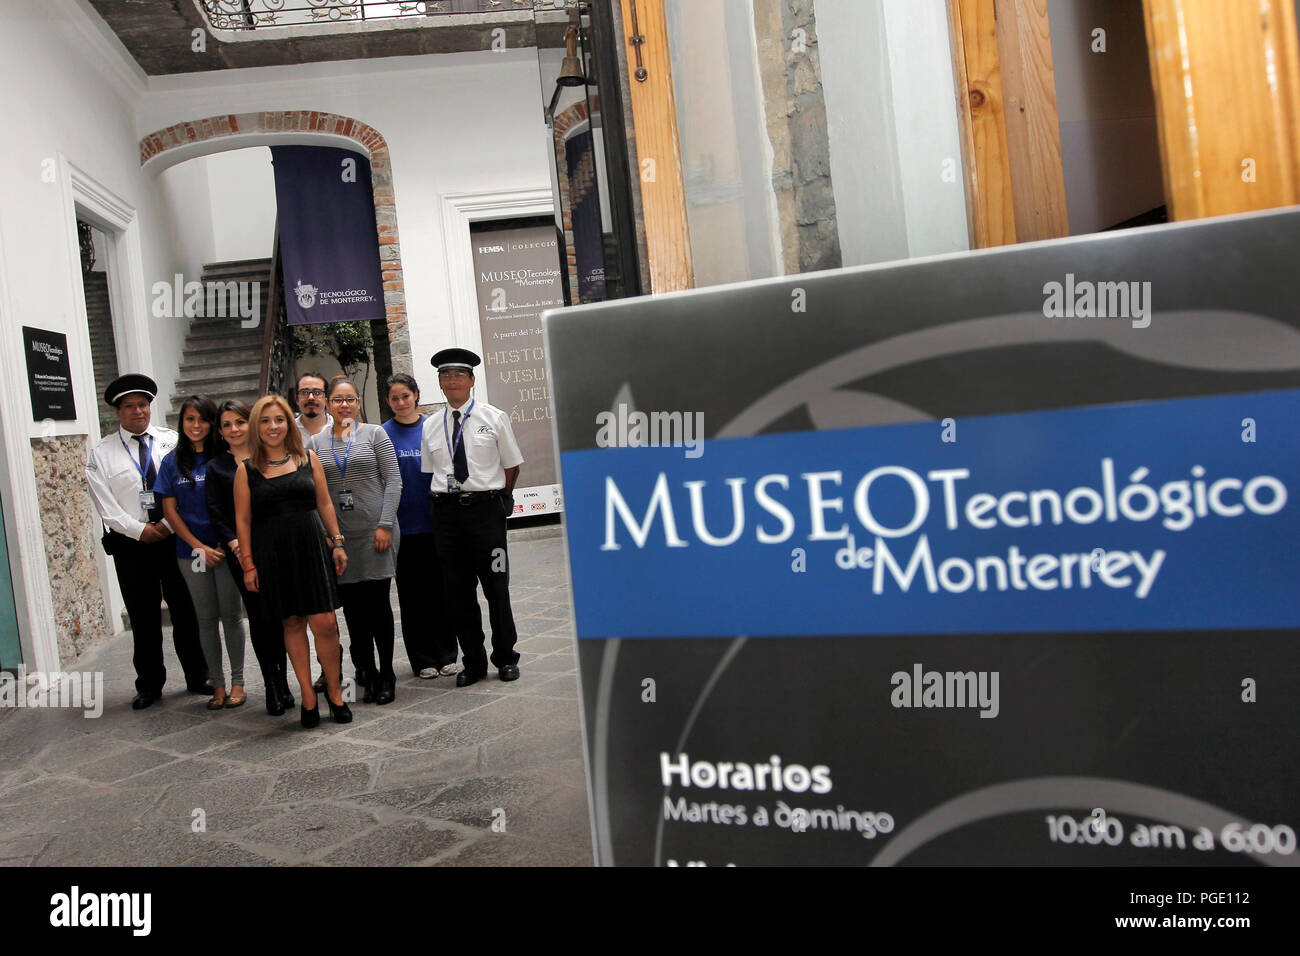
[753,0,842,274]
[31,437,110,661]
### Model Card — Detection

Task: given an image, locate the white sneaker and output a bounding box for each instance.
[418,667,439,679]
[438,663,462,677]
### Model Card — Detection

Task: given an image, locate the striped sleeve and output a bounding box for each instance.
[372,425,403,530]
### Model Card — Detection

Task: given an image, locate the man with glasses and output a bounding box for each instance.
[422,348,524,686]
[294,371,333,440]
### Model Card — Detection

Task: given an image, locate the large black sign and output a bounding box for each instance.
[22,327,76,421]
[545,208,1300,867]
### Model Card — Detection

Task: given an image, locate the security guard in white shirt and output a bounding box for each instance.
[85,374,210,709]
[422,348,524,686]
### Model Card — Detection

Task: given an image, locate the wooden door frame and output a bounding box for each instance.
[947,0,1070,248]
[949,0,1300,246]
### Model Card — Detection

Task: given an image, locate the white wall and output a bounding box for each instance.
[137,49,555,404]
[157,155,216,288]
[157,147,275,284]
[204,148,276,263]
[665,0,781,287]
[1048,0,1164,234]
[0,0,173,661]
[818,0,969,266]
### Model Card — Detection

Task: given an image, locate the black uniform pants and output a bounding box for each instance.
[394,532,458,673]
[109,532,208,695]
[221,545,288,690]
[431,493,519,676]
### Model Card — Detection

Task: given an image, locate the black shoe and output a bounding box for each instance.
[326,695,353,724]
[265,686,286,716]
[359,668,378,704]
[455,670,484,687]
[131,692,161,710]
[312,673,327,693]
[186,680,214,695]
[301,701,320,729]
[277,677,295,710]
[498,664,520,682]
[374,673,396,706]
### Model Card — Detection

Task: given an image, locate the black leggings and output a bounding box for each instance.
[338,578,395,679]
[222,545,288,690]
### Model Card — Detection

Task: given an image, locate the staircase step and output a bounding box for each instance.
[181,342,264,360]
[174,372,262,393]
[178,356,263,374]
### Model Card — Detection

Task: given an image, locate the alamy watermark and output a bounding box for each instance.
[1042,273,1151,328]
[0,668,103,718]
[151,273,261,328]
[595,404,704,459]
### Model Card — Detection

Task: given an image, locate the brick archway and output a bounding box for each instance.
[139,111,410,376]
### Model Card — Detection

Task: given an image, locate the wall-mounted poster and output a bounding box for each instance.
[22,327,76,421]
[545,207,1300,867]
[472,220,564,517]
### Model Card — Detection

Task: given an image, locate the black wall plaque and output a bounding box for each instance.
[22,327,76,421]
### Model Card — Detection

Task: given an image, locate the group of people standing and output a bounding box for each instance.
[85,347,525,729]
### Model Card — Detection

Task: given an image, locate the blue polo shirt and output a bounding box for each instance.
[381,415,433,535]
[154,450,215,559]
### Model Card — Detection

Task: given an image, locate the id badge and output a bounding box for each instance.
[138,490,156,509]
[446,476,462,493]
[338,489,355,512]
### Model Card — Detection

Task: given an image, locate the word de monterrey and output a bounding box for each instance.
[601,459,1288,599]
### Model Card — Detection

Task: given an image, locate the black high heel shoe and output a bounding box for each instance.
[326,693,353,724]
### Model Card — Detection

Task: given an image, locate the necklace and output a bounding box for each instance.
[267,453,291,466]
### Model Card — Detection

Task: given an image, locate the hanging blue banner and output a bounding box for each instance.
[271,145,386,327]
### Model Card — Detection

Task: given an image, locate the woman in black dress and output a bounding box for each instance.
[233,394,352,727]
[204,399,294,715]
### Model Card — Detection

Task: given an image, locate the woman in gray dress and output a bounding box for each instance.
[308,376,403,704]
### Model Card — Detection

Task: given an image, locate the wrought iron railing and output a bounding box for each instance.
[196,0,576,32]
[259,234,293,398]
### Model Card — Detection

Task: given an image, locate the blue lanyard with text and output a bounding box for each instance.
[120,432,153,489]
[443,399,475,468]
[330,427,355,480]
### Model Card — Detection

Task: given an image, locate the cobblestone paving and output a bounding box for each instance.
[0,529,593,866]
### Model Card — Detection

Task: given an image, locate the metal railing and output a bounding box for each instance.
[258,233,293,398]
[195,0,572,32]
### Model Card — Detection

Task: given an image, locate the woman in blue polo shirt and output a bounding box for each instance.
[158,394,247,711]
[381,373,458,678]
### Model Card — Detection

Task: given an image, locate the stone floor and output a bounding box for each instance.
[0,528,593,866]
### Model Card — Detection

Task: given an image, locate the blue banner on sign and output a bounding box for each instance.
[271,145,386,327]
[560,389,1299,638]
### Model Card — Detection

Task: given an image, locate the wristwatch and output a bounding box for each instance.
[330,534,344,546]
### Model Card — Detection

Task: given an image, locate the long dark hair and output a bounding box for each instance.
[176,394,220,481]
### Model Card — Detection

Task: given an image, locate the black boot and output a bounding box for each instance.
[374,672,396,706]
[276,674,295,710]
[357,667,377,704]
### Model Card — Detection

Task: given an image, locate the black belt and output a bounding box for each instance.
[430,490,503,506]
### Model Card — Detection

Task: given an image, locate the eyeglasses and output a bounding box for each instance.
[297,388,325,398]
[329,397,359,406]
[438,370,470,380]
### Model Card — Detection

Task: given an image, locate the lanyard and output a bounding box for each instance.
[120,431,153,489]
[330,427,356,480]
[443,399,475,469]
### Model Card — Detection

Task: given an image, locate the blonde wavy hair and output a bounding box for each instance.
[248,394,310,472]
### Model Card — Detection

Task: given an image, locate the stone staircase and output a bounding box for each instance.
[83,270,121,439]
[166,258,273,428]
